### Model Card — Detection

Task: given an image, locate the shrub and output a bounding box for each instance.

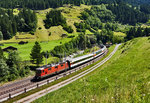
[38,27,42,30]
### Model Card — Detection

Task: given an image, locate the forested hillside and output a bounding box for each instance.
[44,9,73,33]
[0,0,150,10]
[0,8,37,40]
[0,0,149,40]
[107,3,149,25]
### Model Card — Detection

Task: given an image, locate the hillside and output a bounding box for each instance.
[0,4,90,43]
[33,37,150,103]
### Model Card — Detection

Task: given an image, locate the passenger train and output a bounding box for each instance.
[34,45,107,79]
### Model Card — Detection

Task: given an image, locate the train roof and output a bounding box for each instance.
[71,45,106,63]
[36,62,66,70]
[71,53,94,63]
[36,65,52,70]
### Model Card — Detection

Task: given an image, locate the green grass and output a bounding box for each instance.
[1,38,72,60]
[85,30,94,35]
[33,37,150,103]
[4,44,115,103]
[114,32,126,37]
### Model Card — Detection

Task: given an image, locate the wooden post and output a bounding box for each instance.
[24,88,27,93]
[9,94,11,99]
[47,80,49,84]
[37,84,39,88]
[55,76,57,80]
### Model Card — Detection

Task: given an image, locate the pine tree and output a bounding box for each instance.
[30,41,43,66]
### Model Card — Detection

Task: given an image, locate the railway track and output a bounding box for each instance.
[0,45,119,102]
[16,44,120,103]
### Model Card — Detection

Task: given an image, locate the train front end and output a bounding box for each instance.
[34,67,45,80]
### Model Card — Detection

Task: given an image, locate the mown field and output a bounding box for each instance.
[33,37,150,103]
[1,38,72,61]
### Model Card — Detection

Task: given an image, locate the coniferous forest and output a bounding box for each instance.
[0,8,37,40]
[44,9,73,33]
[0,0,150,10]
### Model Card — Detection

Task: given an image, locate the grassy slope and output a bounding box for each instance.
[58,5,91,32]
[33,37,150,103]
[114,32,126,37]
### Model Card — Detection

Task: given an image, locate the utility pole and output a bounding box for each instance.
[45,51,48,65]
[83,21,86,50]
[63,50,67,75]
[85,32,86,49]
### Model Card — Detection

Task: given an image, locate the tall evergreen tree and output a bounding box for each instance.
[30,41,43,66]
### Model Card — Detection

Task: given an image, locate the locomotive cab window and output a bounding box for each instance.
[55,66,58,68]
[48,68,51,71]
[61,64,63,67]
[43,70,44,73]
[36,70,41,74]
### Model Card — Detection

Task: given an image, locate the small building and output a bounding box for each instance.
[18,41,28,45]
[105,42,112,48]
[61,34,67,38]
[3,46,17,52]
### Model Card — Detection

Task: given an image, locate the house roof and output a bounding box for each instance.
[3,46,17,52]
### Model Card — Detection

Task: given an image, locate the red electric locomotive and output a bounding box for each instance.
[35,61,71,79]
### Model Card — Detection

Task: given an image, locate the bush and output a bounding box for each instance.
[9,74,17,81]
[68,35,75,38]
[38,27,42,30]
[49,32,51,36]
[29,31,35,35]
[19,69,26,77]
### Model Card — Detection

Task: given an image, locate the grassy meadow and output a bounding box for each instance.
[1,38,72,61]
[33,37,150,103]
